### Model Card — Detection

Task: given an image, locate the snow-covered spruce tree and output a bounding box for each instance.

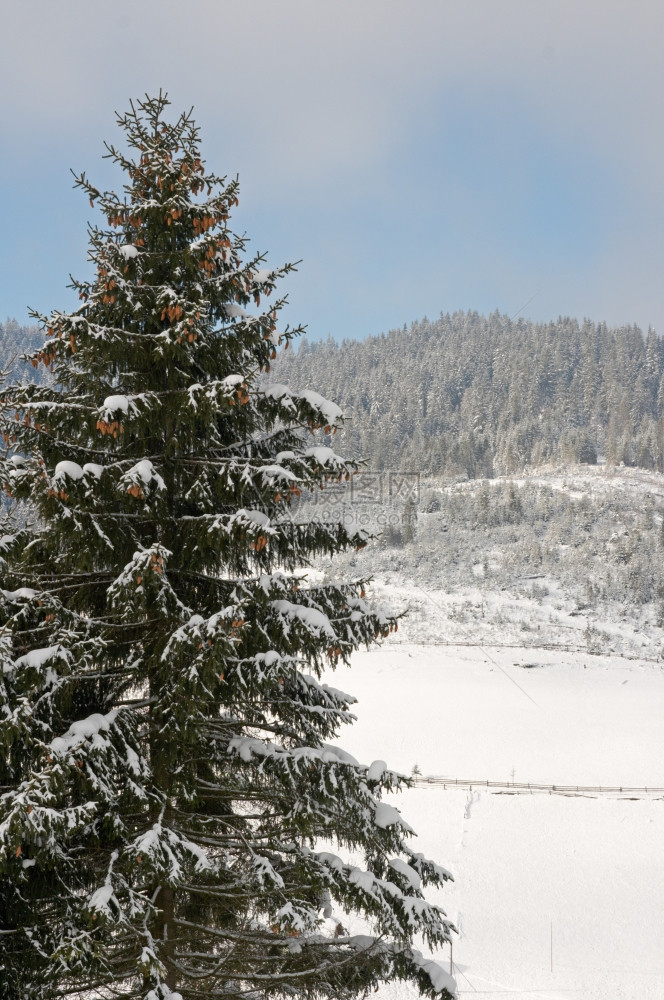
[0,94,455,1000]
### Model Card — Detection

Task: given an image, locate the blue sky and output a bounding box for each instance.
[2,1,662,341]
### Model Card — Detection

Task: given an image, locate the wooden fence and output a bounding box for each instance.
[412,776,664,796]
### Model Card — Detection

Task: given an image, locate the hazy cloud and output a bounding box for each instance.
[2,0,663,335]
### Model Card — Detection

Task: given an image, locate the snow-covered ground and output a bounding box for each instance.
[324,624,664,998]
[368,577,664,668]
[333,643,664,786]
[314,467,664,997]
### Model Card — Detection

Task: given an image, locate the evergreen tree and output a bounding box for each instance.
[0,95,455,1000]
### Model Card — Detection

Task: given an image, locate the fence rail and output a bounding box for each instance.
[413,776,664,796]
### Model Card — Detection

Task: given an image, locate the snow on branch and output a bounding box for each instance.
[262,382,344,425]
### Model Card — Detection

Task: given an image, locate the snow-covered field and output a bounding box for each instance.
[325,626,664,998]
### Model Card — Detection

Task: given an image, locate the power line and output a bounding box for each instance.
[452,958,477,992]
[413,584,540,708]
[510,292,539,321]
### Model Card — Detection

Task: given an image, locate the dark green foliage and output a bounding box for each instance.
[0,96,454,1000]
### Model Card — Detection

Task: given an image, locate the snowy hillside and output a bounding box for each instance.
[314,463,664,661]
[320,464,664,999]
[271,313,664,478]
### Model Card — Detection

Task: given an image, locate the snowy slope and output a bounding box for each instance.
[333,645,664,786]
[318,467,664,999]
[325,644,664,1000]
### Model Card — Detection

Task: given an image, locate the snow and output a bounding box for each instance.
[83,462,104,478]
[228,736,360,768]
[254,854,285,889]
[262,383,343,423]
[303,445,344,466]
[301,673,356,706]
[258,464,298,485]
[270,599,336,637]
[102,394,130,413]
[367,759,388,781]
[262,383,291,400]
[146,988,183,1000]
[224,303,249,319]
[1,587,39,601]
[375,802,414,832]
[54,460,85,481]
[298,389,343,423]
[118,244,139,259]
[321,743,360,766]
[131,821,210,876]
[88,881,115,915]
[389,857,422,890]
[332,645,664,784]
[347,936,453,995]
[236,508,271,528]
[348,867,378,893]
[394,788,664,999]
[317,850,345,872]
[13,646,65,670]
[50,709,119,756]
[325,633,664,999]
[350,933,379,951]
[409,951,456,995]
[126,459,166,490]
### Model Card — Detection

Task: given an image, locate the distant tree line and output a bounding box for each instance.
[270,311,664,477]
[6,311,664,476]
[0,318,50,386]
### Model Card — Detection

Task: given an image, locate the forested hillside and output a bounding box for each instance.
[0,319,49,386]
[272,312,664,477]
[5,313,664,477]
